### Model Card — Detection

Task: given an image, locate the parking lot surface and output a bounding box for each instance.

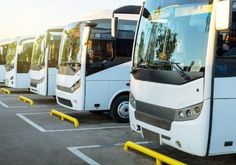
[0,89,236,165]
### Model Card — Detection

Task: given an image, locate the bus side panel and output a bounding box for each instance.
[209,78,236,155]
[16,73,30,88]
[5,69,16,88]
[47,68,57,96]
[0,65,5,83]
[85,80,109,111]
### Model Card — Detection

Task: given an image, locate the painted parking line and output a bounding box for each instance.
[16,113,47,132]
[0,101,9,108]
[16,112,130,133]
[10,105,60,109]
[67,141,151,165]
[0,100,60,109]
[46,126,129,133]
[68,147,100,165]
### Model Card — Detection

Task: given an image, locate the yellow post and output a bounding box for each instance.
[18,96,34,106]
[124,141,187,165]
[50,109,79,127]
[0,88,11,95]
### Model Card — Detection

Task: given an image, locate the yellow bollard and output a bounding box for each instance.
[0,88,11,95]
[50,109,79,127]
[124,141,187,165]
[18,96,34,106]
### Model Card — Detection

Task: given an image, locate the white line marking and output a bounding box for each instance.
[68,147,100,165]
[17,113,129,133]
[0,101,9,108]
[5,105,60,109]
[76,145,101,149]
[67,141,151,165]
[0,97,19,100]
[70,141,151,149]
[114,141,151,146]
[46,126,129,133]
[16,113,47,132]
[20,111,78,115]
[19,112,51,115]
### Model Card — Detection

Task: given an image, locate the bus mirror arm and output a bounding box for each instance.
[111,17,118,38]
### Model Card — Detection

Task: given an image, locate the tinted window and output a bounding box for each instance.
[6,43,16,71]
[17,42,34,73]
[48,34,61,67]
[86,21,113,75]
[31,36,45,70]
[0,45,7,65]
[86,20,136,76]
[215,4,236,77]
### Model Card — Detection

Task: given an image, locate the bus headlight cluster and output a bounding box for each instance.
[71,80,80,92]
[129,93,136,109]
[175,103,203,121]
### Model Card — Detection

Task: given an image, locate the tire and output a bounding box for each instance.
[110,95,129,123]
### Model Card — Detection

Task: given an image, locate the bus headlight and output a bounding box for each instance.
[129,93,136,109]
[71,80,80,92]
[175,103,203,121]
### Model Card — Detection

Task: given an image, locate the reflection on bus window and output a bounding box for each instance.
[60,23,83,72]
[17,42,34,73]
[133,2,212,74]
[86,23,112,75]
[48,35,61,67]
[86,20,136,76]
[31,36,44,70]
[215,8,236,77]
[0,45,7,65]
[6,43,17,71]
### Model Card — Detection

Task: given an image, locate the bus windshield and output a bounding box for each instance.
[133,0,212,83]
[31,35,45,70]
[6,42,17,68]
[0,45,7,65]
[47,34,61,67]
[18,41,34,73]
[60,23,84,72]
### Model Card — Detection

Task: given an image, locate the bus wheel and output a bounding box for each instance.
[110,95,129,123]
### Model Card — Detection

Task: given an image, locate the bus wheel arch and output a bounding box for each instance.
[109,91,130,123]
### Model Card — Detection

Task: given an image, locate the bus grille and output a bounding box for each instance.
[57,97,72,107]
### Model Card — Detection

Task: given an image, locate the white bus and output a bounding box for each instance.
[0,39,12,84]
[129,0,236,156]
[56,6,139,122]
[5,36,35,88]
[30,27,63,96]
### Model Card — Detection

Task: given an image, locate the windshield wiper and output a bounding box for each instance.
[130,67,140,74]
[61,62,81,66]
[61,62,81,72]
[171,62,190,81]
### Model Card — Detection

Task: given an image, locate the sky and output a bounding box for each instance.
[0,0,143,39]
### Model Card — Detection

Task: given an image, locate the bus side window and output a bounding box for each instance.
[215,9,236,77]
[112,21,136,65]
[86,39,113,76]
[48,40,60,68]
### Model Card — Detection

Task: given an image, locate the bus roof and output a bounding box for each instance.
[47,26,64,33]
[18,36,35,44]
[64,7,139,30]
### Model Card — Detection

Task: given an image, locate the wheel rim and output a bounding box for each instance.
[117,101,129,119]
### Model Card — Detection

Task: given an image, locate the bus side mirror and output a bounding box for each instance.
[112,17,118,38]
[216,0,232,31]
